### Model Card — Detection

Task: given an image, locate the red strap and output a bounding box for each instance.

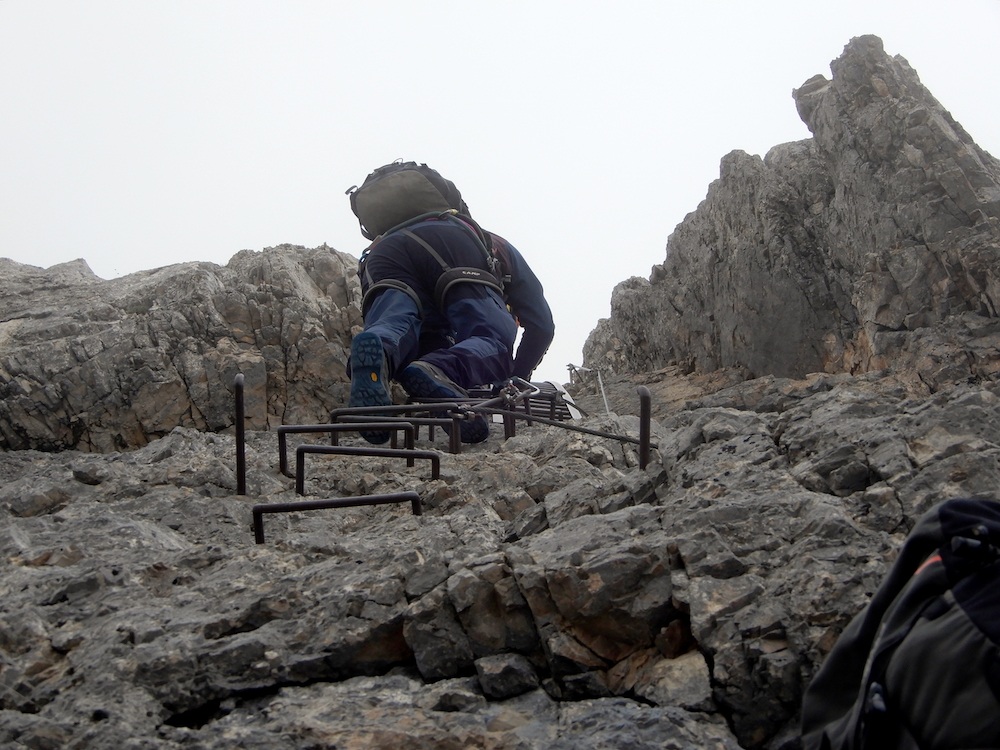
[914,553,943,576]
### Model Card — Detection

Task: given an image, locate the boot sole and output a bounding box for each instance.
[349,332,391,444]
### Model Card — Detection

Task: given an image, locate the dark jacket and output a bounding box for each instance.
[358,215,553,381]
[489,233,554,380]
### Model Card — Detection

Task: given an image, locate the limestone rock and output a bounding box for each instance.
[584,35,1000,381]
[0,245,362,451]
[5,366,1000,748]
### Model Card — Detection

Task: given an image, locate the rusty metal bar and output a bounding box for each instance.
[234,373,246,495]
[638,386,651,470]
[324,417,415,448]
[331,413,462,454]
[468,380,542,435]
[517,388,534,427]
[476,407,653,446]
[278,423,417,476]
[330,402,464,420]
[475,383,656,466]
[330,403,485,455]
[295,444,440,494]
[252,491,422,544]
[322,382,539,455]
[503,410,516,439]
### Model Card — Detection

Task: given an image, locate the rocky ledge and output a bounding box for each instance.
[4,363,999,749]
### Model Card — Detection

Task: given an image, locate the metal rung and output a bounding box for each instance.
[232,374,654,546]
[278,423,418,476]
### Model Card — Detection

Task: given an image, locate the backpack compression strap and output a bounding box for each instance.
[399,228,505,309]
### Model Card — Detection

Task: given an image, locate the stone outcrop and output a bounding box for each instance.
[5,365,1000,749]
[0,246,362,451]
[3,34,1000,750]
[584,35,1000,382]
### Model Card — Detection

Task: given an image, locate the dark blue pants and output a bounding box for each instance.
[363,287,517,389]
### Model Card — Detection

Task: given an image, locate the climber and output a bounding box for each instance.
[345,161,554,444]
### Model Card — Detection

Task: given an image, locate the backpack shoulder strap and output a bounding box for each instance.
[358,211,505,314]
[399,228,504,308]
[487,233,514,288]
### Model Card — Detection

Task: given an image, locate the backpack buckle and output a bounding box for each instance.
[866,682,887,714]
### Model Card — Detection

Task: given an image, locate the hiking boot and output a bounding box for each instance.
[399,360,490,444]
[348,331,392,444]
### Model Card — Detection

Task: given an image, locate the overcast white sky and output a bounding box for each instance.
[2,2,998,383]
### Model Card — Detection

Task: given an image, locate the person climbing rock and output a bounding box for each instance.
[346,161,553,443]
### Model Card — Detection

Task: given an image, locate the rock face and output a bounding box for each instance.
[0,246,362,452]
[2,34,1000,750]
[584,35,1000,382]
[6,363,1000,749]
